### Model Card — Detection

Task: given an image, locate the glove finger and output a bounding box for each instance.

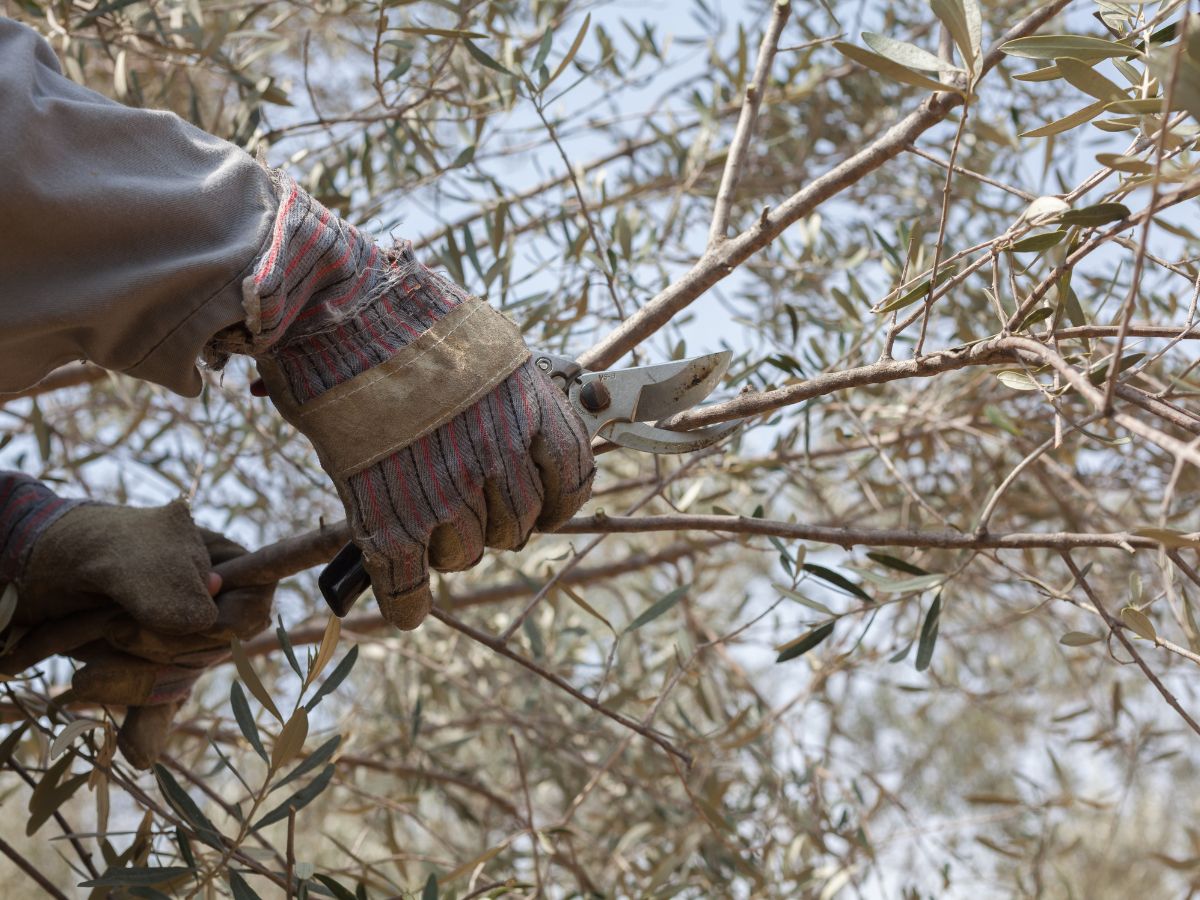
[529,381,595,531]
[424,422,487,571]
[72,645,199,706]
[364,542,432,630]
[0,608,116,674]
[429,517,485,571]
[212,586,276,641]
[118,701,185,771]
[108,501,219,634]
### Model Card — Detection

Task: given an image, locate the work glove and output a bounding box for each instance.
[0,482,274,768]
[209,170,594,629]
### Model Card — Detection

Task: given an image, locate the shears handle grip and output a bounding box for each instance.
[318,542,371,616]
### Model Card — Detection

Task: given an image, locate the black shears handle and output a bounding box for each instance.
[318,542,371,616]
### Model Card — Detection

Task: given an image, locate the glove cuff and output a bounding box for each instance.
[0,474,85,587]
[258,295,530,480]
[208,169,470,399]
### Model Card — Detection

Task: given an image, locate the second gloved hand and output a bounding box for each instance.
[210,171,594,629]
[0,491,275,769]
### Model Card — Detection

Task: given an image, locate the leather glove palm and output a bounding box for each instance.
[0,496,274,768]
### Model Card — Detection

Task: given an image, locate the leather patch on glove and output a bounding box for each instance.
[257,297,530,478]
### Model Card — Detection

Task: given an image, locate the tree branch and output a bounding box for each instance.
[556,513,1162,552]
[1060,551,1200,738]
[429,607,692,766]
[707,0,791,248]
[578,0,1073,371]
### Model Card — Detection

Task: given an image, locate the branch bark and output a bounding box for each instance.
[707,0,791,248]
[556,513,1161,552]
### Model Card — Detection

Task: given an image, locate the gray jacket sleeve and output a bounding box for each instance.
[0,17,275,398]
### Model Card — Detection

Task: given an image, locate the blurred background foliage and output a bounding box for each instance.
[2,0,1200,896]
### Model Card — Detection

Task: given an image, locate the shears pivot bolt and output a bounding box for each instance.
[579,380,611,413]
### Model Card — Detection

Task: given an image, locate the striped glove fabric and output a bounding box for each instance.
[210,170,594,629]
[0,472,84,586]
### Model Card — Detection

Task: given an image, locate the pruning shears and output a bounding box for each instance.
[318,350,739,615]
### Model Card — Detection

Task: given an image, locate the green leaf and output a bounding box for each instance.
[995,370,1042,391]
[547,13,590,87]
[231,638,282,722]
[1017,307,1055,331]
[423,873,439,900]
[627,585,688,631]
[253,764,335,830]
[776,584,835,616]
[175,827,196,869]
[271,708,309,771]
[450,144,476,168]
[314,874,359,900]
[1153,44,1200,121]
[154,765,222,847]
[80,868,194,889]
[27,767,87,836]
[1104,97,1167,114]
[305,645,359,713]
[1001,34,1140,62]
[1060,631,1104,646]
[876,265,958,313]
[861,32,964,73]
[1009,231,1067,252]
[231,681,268,762]
[915,594,942,672]
[276,735,343,793]
[229,870,263,900]
[1056,57,1127,101]
[889,641,913,663]
[397,27,487,39]
[1120,607,1157,641]
[833,41,953,92]
[1020,99,1110,137]
[464,40,513,75]
[1057,202,1130,226]
[776,622,836,662]
[867,553,930,576]
[929,0,979,70]
[1095,153,1155,174]
[1132,527,1200,548]
[803,564,872,603]
[1013,64,1062,82]
[532,28,554,73]
[276,618,303,680]
[877,573,945,594]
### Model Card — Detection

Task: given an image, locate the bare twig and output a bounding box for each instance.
[1102,13,1191,413]
[556,512,1160,551]
[0,833,72,900]
[1061,551,1200,737]
[429,606,691,766]
[707,0,792,247]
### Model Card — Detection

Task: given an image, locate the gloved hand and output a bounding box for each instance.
[0,485,275,768]
[209,170,594,629]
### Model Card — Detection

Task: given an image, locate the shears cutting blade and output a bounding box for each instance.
[534,349,740,453]
[318,350,740,615]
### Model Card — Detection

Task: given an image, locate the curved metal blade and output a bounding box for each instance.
[627,350,732,422]
[599,418,742,454]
